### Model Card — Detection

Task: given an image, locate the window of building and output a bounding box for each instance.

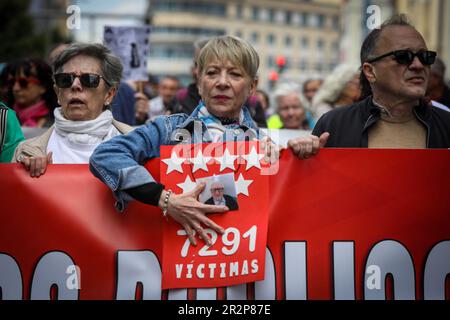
[252,6,259,21]
[267,33,276,45]
[267,56,275,68]
[268,8,275,23]
[301,12,309,27]
[316,62,323,72]
[301,37,309,49]
[317,39,324,50]
[251,32,259,43]
[152,1,226,16]
[332,15,340,30]
[299,60,308,71]
[285,35,292,47]
[285,11,292,25]
[317,14,325,29]
[236,4,243,19]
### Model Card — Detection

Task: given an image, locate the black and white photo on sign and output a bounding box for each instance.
[103,25,151,81]
[197,173,239,211]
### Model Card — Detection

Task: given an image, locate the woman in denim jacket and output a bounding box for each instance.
[90,36,316,246]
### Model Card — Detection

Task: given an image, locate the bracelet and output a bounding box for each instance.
[162,189,172,218]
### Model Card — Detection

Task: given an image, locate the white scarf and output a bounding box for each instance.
[54,107,119,144]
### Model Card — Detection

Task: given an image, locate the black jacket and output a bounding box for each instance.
[312,96,450,148]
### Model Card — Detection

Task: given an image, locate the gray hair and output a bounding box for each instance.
[312,64,359,106]
[197,35,259,79]
[274,82,302,102]
[53,42,123,89]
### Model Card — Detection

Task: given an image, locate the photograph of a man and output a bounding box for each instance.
[205,181,239,211]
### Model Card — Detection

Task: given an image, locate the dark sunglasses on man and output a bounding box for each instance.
[7,76,41,89]
[367,49,437,66]
[54,73,111,88]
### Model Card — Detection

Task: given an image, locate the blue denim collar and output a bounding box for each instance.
[175,102,258,132]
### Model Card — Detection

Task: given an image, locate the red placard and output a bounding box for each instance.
[160,141,269,289]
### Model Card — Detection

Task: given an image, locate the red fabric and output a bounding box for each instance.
[13,100,49,127]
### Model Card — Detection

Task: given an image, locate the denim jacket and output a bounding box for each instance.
[89,104,261,211]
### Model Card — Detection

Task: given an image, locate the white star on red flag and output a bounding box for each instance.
[190,149,211,173]
[215,148,238,172]
[162,151,185,174]
[177,175,197,194]
[235,173,253,196]
[242,146,264,170]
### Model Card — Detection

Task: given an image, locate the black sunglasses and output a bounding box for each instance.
[367,50,437,66]
[54,73,111,88]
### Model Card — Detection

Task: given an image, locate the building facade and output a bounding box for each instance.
[148,0,342,89]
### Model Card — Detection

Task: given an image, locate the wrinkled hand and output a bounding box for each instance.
[20,152,53,177]
[162,182,228,246]
[260,136,280,164]
[288,132,330,159]
[134,92,149,123]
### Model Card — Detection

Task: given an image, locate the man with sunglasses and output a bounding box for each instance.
[289,14,450,158]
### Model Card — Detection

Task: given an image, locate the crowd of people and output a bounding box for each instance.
[0,14,449,244]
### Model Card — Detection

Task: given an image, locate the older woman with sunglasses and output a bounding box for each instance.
[12,43,133,176]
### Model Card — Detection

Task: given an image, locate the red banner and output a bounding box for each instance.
[0,149,449,300]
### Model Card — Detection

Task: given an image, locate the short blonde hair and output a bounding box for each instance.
[197,35,259,79]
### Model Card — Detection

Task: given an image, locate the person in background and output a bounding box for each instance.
[134,76,181,124]
[256,89,270,116]
[12,43,133,176]
[311,64,361,120]
[274,82,311,130]
[426,57,450,108]
[2,58,58,127]
[0,101,25,162]
[111,81,137,126]
[148,75,181,119]
[303,78,323,108]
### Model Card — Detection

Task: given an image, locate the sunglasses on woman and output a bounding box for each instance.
[54,73,111,88]
[7,76,41,88]
[367,50,437,66]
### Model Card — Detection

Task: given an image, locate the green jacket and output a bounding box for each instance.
[0,102,25,162]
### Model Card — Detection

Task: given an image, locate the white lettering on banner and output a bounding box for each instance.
[333,242,356,300]
[424,241,450,300]
[1,241,449,300]
[254,248,276,300]
[116,251,161,300]
[364,240,416,300]
[284,242,307,300]
[0,254,23,300]
[30,251,78,300]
